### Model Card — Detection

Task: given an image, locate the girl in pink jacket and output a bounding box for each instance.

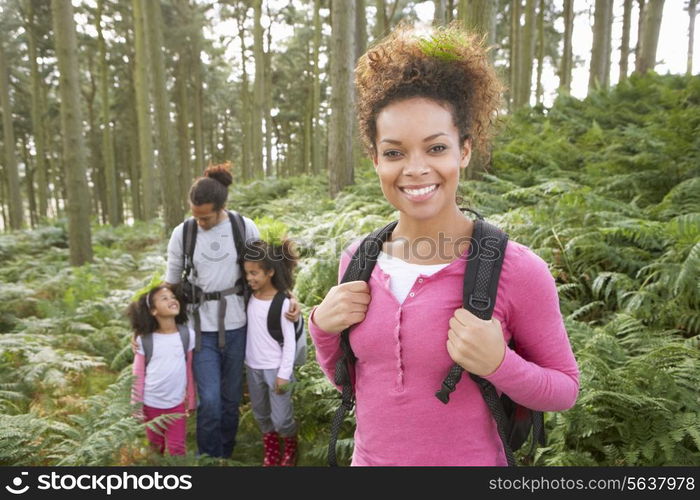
[127,283,196,456]
[309,26,579,466]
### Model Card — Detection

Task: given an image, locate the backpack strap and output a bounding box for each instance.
[328,220,397,467]
[267,291,287,346]
[433,217,516,466]
[141,334,153,366]
[182,218,198,278]
[176,323,190,357]
[142,326,189,367]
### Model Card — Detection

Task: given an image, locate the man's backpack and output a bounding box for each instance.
[267,291,307,366]
[327,211,545,466]
[141,323,191,366]
[180,210,248,351]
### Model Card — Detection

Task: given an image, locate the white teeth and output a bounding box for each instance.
[403,185,437,196]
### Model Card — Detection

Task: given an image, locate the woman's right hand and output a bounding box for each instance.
[311,281,371,334]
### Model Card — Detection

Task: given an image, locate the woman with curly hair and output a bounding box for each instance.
[309,25,579,466]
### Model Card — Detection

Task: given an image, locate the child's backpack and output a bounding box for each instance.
[267,291,307,366]
[327,211,545,467]
[141,324,191,366]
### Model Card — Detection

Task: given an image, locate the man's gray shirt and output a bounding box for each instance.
[165,214,260,332]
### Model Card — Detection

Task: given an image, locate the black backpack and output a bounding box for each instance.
[180,210,248,351]
[327,212,545,466]
[141,323,190,366]
[267,291,307,366]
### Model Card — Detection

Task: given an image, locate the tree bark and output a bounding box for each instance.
[433,0,447,26]
[559,0,574,93]
[619,0,633,82]
[51,0,93,264]
[24,0,48,220]
[356,0,367,61]
[634,0,646,68]
[97,0,120,226]
[589,0,613,90]
[516,0,536,108]
[190,4,205,178]
[635,0,665,74]
[236,9,252,181]
[374,0,388,40]
[132,0,157,219]
[264,3,274,177]
[328,0,355,197]
[146,0,182,231]
[535,0,545,104]
[510,0,522,110]
[0,38,23,230]
[689,0,697,75]
[464,0,497,50]
[252,0,265,178]
[311,0,322,175]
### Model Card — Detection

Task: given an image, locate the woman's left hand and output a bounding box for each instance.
[285,295,301,322]
[446,308,506,377]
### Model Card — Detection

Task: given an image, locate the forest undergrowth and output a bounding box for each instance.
[0,73,698,466]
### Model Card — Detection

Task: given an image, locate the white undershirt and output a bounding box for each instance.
[376,251,449,303]
[136,329,195,409]
[245,296,296,380]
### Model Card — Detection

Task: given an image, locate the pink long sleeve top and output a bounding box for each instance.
[310,239,579,466]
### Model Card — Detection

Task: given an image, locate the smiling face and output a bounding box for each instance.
[149,287,180,319]
[372,97,470,223]
[244,260,274,293]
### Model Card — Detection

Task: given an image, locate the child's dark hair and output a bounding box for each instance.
[189,162,233,210]
[126,283,188,337]
[243,240,298,294]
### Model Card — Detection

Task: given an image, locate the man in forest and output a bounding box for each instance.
[163,164,300,459]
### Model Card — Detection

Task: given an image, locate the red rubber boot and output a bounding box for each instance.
[280,436,298,467]
[262,431,280,466]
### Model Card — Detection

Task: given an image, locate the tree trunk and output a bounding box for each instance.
[51,0,93,264]
[24,0,48,220]
[236,10,252,181]
[175,37,191,210]
[635,0,665,74]
[356,0,367,61]
[689,0,697,75]
[589,0,613,90]
[464,0,497,50]
[535,0,545,104]
[559,0,574,93]
[516,0,536,108]
[146,0,183,232]
[602,0,614,87]
[329,0,355,197]
[619,0,633,82]
[97,0,120,226]
[190,6,205,178]
[0,38,23,230]
[374,0,388,40]
[311,0,322,175]
[264,4,273,177]
[433,0,447,26]
[634,0,646,68]
[21,136,37,228]
[132,0,156,219]
[252,0,265,178]
[510,0,521,110]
